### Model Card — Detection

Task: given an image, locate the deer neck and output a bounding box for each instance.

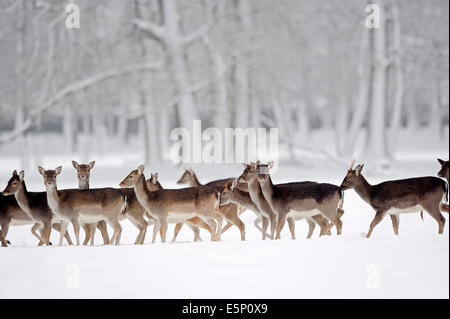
[189,174,202,187]
[354,175,374,204]
[45,184,61,212]
[78,179,89,190]
[258,176,275,204]
[247,174,265,204]
[14,182,32,216]
[134,174,154,208]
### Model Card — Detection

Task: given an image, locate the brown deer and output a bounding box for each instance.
[120,165,221,243]
[341,160,448,237]
[255,162,343,240]
[176,169,246,241]
[146,173,214,242]
[220,178,332,239]
[437,159,449,213]
[2,170,73,246]
[39,166,127,245]
[72,160,110,245]
[238,162,278,240]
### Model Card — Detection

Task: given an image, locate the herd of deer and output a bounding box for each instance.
[0,158,448,247]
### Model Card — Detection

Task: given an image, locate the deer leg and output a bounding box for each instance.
[322,209,343,235]
[114,222,122,245]
[423,204,446,234]
[59,221,69,246]
[97,221,110,245]
[82,224,91,245]
[172,223,183,242]
[186,222,201,242]
[42,221,52,246]
[202,218,217,241]
[89,223,97,246]
[389,214,400,235]
[275,213,287,240]
[269,213,278,240]
[312,215,329,236]
[152,220,160,243]
[306,218,316,239]
[214,215,224,241]
[286,217,296,240]
[52,223,73,245]
[223,213,246,241]
[159,218,168,243]
[71,219,81,246]
[220,222,234,234]
[0,221,9,247]
[31,223,44,245]
[366,211,386,238]
[261,217,269,240]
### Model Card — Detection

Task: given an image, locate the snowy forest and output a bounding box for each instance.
[0,0,448,170]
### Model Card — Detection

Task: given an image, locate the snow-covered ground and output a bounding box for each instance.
[0,152,448,299]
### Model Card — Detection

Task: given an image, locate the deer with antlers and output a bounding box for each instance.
[341,160,448,237]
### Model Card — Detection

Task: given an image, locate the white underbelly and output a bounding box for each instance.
[167,212,197,224]
[79,214,106,223]
[10,219,33,226]
[387,205,423,215]
[287,209,320,220]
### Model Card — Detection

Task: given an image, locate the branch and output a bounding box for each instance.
[0,62,162,144]
[132,18,165,41]
[182,25,210,45]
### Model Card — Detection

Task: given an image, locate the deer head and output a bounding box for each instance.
[437,159,449,182]
[176,168,195,185]
[146,173,161,191]
[256,161,274,183]
[219,178,238,206]
[238,162,259,183]
[2,170,25,196]
[120,165,145,188]
[38,166,62,189]
[72,160,95,184]
[340,160,364,190]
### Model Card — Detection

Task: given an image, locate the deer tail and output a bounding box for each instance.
[120,195,128,216]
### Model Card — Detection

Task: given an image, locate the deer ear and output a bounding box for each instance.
[19,171,25,182]
[38,166,45,176]
[231,178,238,190]
[154,172,158,180]
[438,158,446,166]
[242,163,248,168]
[72,161,79,169]
[13,170,18,176]
[89,161,96,169]
[138,165,145,175]
[355,164,364,176]
[268,161,274,169]
[55,166,62,176]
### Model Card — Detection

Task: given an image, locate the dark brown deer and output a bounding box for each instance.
[72,160,110,245]
[341,161,448,237]
[176,169,246,241]
[120,165,221,243]
[2,170,73,246]
[437,159,449,213]
[220,178,332,239]
[256,162,343,240]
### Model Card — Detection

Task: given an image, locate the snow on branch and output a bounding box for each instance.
[0,62,161,144]
[131,18,165,41]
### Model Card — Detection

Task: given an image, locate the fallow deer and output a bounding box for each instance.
[72,160,110,245]
[39,166,127,245]
[437,159,449,213]
[341,160,448,237]
[2,170,73,246]
[176,169,246,241]
[256,162,343,240]
[120,165,221,243]
[237,162,278,240]
[146,173,214,242]
[220,178,332,239]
